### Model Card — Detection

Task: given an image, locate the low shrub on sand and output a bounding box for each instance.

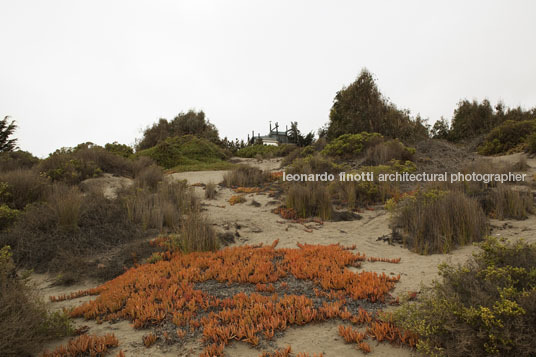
[395,237,536,357]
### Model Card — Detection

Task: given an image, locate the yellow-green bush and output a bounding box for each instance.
[395,237,536,357]
[322,132,383,158]
[478,120,536,155]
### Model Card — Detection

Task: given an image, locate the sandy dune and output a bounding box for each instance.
[37,155,536,357]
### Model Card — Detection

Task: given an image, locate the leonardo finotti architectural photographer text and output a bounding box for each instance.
[283,171,527,184]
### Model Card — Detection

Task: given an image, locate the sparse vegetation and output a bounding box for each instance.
[395,237,536,356]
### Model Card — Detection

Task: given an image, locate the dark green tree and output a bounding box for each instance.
[288,122,314,147]
[449,99,497,141]
[431,117,451,139]
[326,69,428,141]
[0,116,17,152]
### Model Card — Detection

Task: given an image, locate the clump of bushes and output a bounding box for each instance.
[478,120,536,155]
[38,143,153,185]
[395,237,536,356]
[136,135,228,170]
[280,145,316,167]
[286,182,332,220]
[322,132,383,158]
[104,142,134,158]
[222,165,269,187]
[236,144,296,159]
[136,110,220,150]
[391,189,488,254]
[0,150,39,171]
[286,154,344,176]
[1,246,73,356]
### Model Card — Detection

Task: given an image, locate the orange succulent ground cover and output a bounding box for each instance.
[52,241,416,356]
[228,195,247,205]
[41,333,118,357]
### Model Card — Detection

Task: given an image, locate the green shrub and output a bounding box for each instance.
[286,182,332,220]
[104,142,134,158]
[392,189,488,254]
[236,144,296,158]
[39,148,102,184]
[526,132,536,153]
[322,132,383,158]
[395,237,536,357]
[0,205,19,231]
[478,120,536,155]
[280,145,318,168]
[286,153,344,176]
[137,135,228,169]
[137,110,220,150]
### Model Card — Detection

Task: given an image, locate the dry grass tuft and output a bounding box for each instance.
[222,165,269,187]
[205,182,217,199]
[491,184,534,219]
[286,182,332,221]
[392,190,488,254]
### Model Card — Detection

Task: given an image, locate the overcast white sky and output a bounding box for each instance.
[1,1,535,157]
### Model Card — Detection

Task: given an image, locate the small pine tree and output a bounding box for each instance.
[0,116,17,152]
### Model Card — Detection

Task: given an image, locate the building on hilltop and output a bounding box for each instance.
[248,122,292,146]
